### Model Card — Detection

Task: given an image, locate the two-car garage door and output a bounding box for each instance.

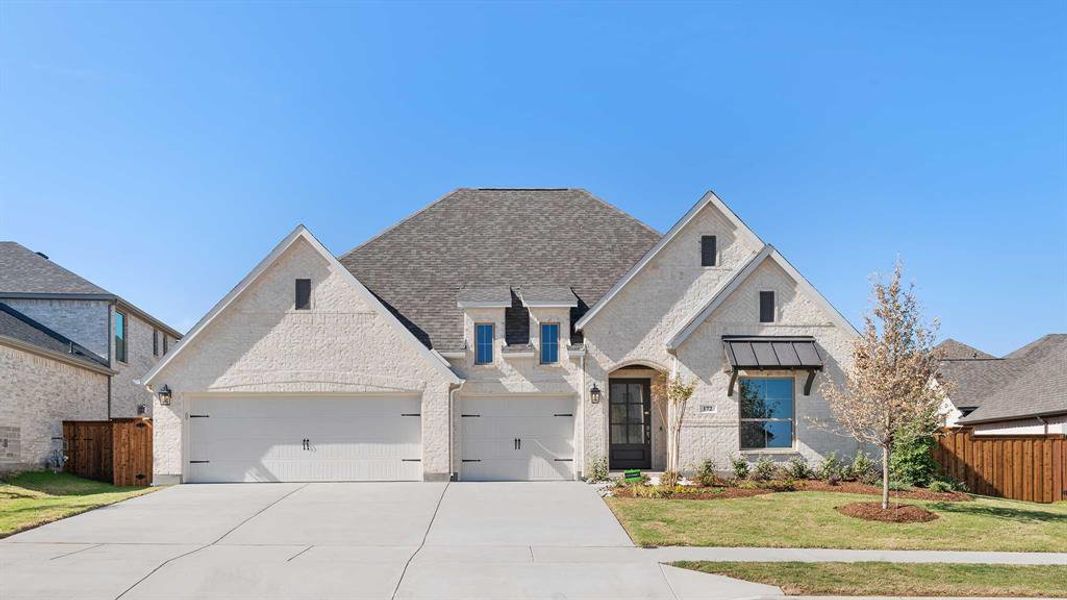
[187,395,422,483]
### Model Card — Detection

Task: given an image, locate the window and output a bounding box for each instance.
[739,377,794,449]
[162,335,169,355]
[152,329,159,357]
[475,323,494,365]
[540,323,559,364]
[114,311,127,363]
[295,279,311,310]
[759,290,775,323]
[701,235,717,266]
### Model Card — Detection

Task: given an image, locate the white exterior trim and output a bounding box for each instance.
[575,190,764,330]
[665,246,859,351]
[142,225,461,387]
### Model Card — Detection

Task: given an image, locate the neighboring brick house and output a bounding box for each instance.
[0,242,182,472]
[144,189,861,484]
[938,334,1067,435]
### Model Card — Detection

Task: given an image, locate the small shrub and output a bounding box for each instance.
[615,473,650,488]
[751,456,776,482]
[761,478,797,492]
[730,455,750,480]
[890,432,939,487]
[827,472,842,486]
[695,459,718,487]
[848,452,878,484]
[586,456,609,483]
[927,479,953,493]
[816,451,845,482]
[659,470,680,488]
[888,479,910,491]
[785,455,812,480]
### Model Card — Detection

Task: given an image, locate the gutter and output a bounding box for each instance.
[0,335,116,375]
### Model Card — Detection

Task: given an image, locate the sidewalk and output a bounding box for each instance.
[531,545,1067,565]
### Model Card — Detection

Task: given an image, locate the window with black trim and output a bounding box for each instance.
[759,291,775,323]
[540,323,559,364]
[475,323,494,364]
[152,329,159,357]
[114,311,127,363]
[163,335,168,355]
[739,377,794,449]
[295,279,311,310]
[701,235,717,266]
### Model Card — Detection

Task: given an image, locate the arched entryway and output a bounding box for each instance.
[607,361,667,471]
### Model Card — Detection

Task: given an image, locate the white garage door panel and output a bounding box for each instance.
[188,396,422,483]
[460,396,575,481]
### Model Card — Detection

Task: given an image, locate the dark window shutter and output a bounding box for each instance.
[759,291,775,323]
[153,330,159,357]
[295,279,311,310]
[701,236,717,266]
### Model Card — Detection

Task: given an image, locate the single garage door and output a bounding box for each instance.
[187,395,422,483]
[460,396,575,481]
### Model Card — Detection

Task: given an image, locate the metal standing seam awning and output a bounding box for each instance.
[722,335,824,395]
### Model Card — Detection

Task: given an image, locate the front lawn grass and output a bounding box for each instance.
[673,561,1067,597]
[0,471,156,537]
[606,491,1067,552]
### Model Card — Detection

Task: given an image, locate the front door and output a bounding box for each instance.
[608,379,652,470]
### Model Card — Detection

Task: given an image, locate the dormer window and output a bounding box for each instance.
[295,279,311,310]
[701,236,717,267]
[759,291,775,323]
[475,323,494,364]
[540,323,559,364]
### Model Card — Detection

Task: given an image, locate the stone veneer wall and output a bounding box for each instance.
[0,344,108,472]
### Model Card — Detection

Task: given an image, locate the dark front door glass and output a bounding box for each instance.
[609,379,652,469]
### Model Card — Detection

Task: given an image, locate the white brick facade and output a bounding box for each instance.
[0,344,108,472]
[149,195,859,483]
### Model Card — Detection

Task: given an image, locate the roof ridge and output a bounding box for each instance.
[338,187,463,259]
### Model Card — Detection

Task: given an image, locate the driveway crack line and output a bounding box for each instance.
[390,481,450,600]
[287,544,314,562]
[50,543,103,560]
[657,562,682,600]
[113,484,309,599]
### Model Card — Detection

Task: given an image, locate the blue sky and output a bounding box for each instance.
[1,1,1064,355]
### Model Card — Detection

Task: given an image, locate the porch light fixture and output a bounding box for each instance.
[158,384,172,406]
[589,384,602,404]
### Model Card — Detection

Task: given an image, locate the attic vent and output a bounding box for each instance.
[35,251,49,260]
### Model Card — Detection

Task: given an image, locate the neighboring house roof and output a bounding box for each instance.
[948,334,1067,425]
[936,338,995,360]
[339,188,660,350]
[0,241,110,295]
[0,302,112,372]
[142,225,461,387]
[0,241,182,338]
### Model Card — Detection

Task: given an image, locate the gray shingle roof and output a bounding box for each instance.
[0,302,108,368]
[457,286,512,307]
[936,338,995,360]
[0,242,109,295]
[339,188,661,350]
[945,334,1067,424]
[516,286,578,307]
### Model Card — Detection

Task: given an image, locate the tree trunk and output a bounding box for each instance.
[881,445,890,509]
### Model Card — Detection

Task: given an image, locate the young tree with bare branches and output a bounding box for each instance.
[653,373,697,477]
[820,261,948,509]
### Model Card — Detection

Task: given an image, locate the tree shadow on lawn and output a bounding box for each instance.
[929,501,1067,524]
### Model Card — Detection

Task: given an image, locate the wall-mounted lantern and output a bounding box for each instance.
[589,383,602,404]
[158,384,172,406]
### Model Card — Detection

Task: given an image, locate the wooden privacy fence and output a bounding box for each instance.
[933,428,1066,503]
[63,419,153,487]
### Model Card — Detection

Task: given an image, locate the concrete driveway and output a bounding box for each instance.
[0,482,779,600]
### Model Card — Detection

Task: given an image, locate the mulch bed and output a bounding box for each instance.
[835,501,940,523]
[794,480,971,502]
[611,486,773,500]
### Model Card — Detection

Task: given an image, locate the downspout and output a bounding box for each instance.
[1037,416,1048,436]
[107,301,114,420]
[579,351,586,478]
[448,380,465,481]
